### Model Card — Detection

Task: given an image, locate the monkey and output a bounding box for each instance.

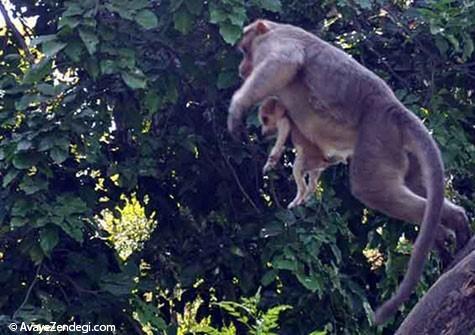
[259,97,345,208]
[227,19,472,324]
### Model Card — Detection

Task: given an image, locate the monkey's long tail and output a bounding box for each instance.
[374,109,445,325]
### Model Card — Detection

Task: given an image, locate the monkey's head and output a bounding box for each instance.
[258,97,286,137]
[238,20,276,79]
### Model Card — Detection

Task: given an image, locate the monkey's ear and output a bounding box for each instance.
[256,20,270,35]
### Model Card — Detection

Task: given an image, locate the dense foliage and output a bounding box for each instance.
[0,0,474,334]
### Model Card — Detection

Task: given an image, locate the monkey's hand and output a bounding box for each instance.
[227,93,247,139]
[263,155,279,174]
[227,114,244,140]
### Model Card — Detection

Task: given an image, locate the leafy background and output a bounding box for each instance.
[0,0,474,334]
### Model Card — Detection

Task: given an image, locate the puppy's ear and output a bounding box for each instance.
[260,99,277,115]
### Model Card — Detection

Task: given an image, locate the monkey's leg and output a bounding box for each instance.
[288,155,307,208]
[302,168,322,202]
[405,153,472,250]
[349,122,445,323]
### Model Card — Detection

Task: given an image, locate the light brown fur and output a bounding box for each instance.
[259,97,344,208]
[228,19,472,324]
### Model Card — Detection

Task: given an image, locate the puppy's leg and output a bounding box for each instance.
[302,168,322,202]
[288,154,307,208]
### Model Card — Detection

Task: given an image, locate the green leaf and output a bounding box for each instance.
[135,9,159,29]
[19,176,48,195]
[103,4,134,20]
[37,83,56,96]
[79,28,99,55]
[230,245,245,257]
[255,0,282,12]
[42,40,67,58]
[39,227,59,256]
[12,153,37,169]
[2,170,20,187]
[50,147,69,164]
[29,243,44,264]
[84,57,99,78]
[38,135,55,151]
[16,140,32,152]
[128,0,149,10]
[463,34,474,60]
[354,0,372,9]
[59,218,84,242]
[145,91,160,113]
[121,70,147,90]
[15,94,40,111]
[308,331,327,335]
[23,58,53,84]
[54,137,70,151]
[296,273,322,293]
[173,8,194,34]
[63,3,84,17]
[12,199,30,217]
[170,0,185,12]
[273,258,297,271]
[11,217,27,227]
[219,23,241,44]
[100,273,134,296]
[30,35,57,47]
[209,8,227,24]
[429,22,444,35]
[185,0,203,15]
[228,6,246,26]
[58,16,80,29]
[446,34,460,52]
[330,244,342,264]
[217,71,237,89]
[63,41,84,62]
[261,270,277,286]
[100,59,117,74]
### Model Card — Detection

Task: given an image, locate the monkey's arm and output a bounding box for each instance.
[228,47,305,136]
[263,117,291,173]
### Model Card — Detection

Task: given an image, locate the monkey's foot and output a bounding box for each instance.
[288,196,304,209]
[263,160,276,174]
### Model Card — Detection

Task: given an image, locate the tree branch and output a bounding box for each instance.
[0,2,33,62]
[396,236,475,334]
[12,263,42,320]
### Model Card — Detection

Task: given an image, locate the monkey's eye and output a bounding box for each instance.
[261,116,269,124]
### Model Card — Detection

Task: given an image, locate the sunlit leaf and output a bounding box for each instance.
[23,58,52,84]
[135,9,159,30]
[121,70,147,89]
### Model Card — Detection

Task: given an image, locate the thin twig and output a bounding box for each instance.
[212,108,261,214]
[13,263,42,320]
[269,178,284,209]
[0,1,33,63]
[422,63,435,107]
[384,6,438,62]
[224,154,261,214]
[346,1,412,90]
